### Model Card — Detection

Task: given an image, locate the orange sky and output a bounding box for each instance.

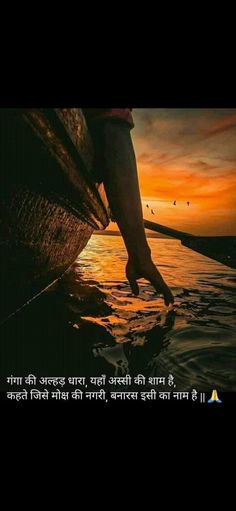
[108,109,236,236]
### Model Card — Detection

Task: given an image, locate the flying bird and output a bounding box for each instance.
[173,200,176,206]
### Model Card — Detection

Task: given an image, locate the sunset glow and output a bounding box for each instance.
[108,109,236,236]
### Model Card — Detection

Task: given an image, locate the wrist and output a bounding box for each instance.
[128,243,151,265]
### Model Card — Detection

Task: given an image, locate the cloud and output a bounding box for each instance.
[132,109,236,234]
[202,113,236,138]
[188,160,218,171]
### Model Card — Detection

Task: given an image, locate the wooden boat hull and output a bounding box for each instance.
[0,109,109,323]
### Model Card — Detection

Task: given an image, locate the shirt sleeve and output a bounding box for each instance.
[82,108,134,128]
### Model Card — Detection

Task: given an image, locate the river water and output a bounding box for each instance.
[2,234,235,392]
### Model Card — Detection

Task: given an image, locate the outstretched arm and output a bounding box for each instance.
[90,119,174,306]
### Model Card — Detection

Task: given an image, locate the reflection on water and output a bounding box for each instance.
[1,235,236,391]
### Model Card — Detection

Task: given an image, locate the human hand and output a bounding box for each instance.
[126,256,174,306]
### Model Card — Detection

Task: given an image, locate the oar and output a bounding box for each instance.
[144,219,236,270]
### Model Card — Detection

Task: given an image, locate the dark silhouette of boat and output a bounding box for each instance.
[144,219,236,269]
[0,109,109,323]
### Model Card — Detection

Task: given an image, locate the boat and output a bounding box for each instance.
[0,109,109,323]
[144,219,236,269]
